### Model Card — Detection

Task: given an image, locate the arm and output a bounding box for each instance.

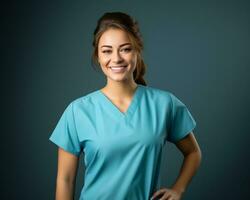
[171,132,202,195]
[55,147,79,200]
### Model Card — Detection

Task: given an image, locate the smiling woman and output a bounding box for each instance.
[97,28,137,81]
[49,11,202,200]
[91,12,146,87]
[100,42,133,74]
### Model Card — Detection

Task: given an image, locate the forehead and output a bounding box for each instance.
[98,28,131,47]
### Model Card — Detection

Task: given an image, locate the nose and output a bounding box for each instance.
[112,50,123,63]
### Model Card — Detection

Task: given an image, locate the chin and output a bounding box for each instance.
[107,75,131,82]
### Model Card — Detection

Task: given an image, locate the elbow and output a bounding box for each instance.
[185,148,202,165]
[192,147,202,166]
[57,175,76,185]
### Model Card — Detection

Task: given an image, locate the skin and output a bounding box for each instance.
[97,28,139,109]
[54,28,202,200]
[55,148,79,200]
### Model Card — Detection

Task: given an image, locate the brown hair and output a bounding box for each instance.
[91,12,147,86]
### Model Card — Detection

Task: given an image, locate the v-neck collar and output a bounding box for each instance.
[98,84,143,119]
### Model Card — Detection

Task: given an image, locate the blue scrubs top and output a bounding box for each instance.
[49,84,197,200]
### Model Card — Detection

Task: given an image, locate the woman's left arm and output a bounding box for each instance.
[151,132,202,200]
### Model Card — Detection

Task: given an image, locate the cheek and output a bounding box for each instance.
[130,55,137,67]
[99,56,110,66]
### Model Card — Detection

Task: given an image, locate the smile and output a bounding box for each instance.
[110,65,127,68]
[109,65,127,73]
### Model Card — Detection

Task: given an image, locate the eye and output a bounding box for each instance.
[121,48,132,52]
[102,50,112,54]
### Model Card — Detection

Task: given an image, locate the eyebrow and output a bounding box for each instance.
[101,43,131,48]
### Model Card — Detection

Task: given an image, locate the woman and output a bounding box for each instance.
[49,11,202,200]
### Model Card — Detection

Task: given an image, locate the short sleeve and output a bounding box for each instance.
[166,93,197,143]
[49,102,82,156]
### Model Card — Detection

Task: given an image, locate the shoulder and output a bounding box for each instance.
[67,89,100,112]
[142,85,176,103]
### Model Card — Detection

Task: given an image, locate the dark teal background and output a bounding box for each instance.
[5,0,250,199]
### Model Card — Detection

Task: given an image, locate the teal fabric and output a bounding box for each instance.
[49,84,197,200]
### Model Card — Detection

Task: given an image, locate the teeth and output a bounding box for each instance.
[111,65,126,68]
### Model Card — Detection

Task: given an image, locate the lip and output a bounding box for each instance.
[109,65,127,73]
[109,65,127,68]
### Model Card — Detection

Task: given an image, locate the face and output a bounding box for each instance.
[97,28,137,83]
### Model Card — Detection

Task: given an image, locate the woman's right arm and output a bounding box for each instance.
[55,147,79,200]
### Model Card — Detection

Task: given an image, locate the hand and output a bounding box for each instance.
[150,187,183,200]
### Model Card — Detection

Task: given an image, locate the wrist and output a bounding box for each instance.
[171,184,186,195]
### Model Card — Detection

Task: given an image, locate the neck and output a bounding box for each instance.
[102,79,138,99]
